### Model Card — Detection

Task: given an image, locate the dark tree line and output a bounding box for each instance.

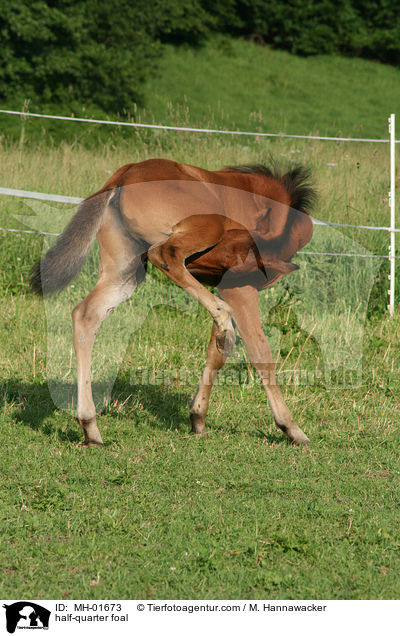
[0,0,398,113]
[205,0,400,61]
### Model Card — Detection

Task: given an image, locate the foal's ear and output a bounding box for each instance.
[258,250,299,273]
[268,259,299,275]
[255,207,272,233]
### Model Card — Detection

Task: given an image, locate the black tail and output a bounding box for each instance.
[31,190,110,295]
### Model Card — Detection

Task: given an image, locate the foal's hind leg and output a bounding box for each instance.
[72,275,138,446]
[148,215,235,354]
[72,211,144,446]
[190,321,228,435]
[220,286,310,446]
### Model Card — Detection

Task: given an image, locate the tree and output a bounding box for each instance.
[0,0,161,112]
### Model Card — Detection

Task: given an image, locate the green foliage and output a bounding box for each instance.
[1,0,399,116]
[154,0,213,44]
[0,0,161,112]
[350,0,400,64]
[202,0,400,65]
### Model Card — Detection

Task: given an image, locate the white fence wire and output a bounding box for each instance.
[0,109,397,311]
[1,108,399,143]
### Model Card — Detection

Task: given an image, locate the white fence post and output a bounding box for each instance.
[388,114,396,317]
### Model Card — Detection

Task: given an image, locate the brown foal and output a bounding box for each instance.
[31,158,315,447]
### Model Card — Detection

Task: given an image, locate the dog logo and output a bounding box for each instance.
[3,602,50,633]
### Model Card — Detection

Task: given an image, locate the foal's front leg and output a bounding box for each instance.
[189,321,228,435]
[148,215,235,354]
[220,285,310,446]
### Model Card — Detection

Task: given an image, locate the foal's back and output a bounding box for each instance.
[102,158,293,245]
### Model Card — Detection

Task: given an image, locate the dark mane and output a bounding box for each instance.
[226,163,317,214]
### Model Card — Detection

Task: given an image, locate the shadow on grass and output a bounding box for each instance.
[2,379,80,443]
[108,375,191,433]
[1,376,192,444]
[2,376,293,446]
[252,426,299,446]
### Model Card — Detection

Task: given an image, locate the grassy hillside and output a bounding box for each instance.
[142,37,400,139]
[1,36,399,145]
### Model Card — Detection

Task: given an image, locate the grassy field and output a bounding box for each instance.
[1,38,400,599]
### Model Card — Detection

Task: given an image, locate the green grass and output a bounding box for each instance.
[1,286,400,599]
[1,136,399,599]
[0,39,400,599]
[142,38,400,139]
[1,36,399,145]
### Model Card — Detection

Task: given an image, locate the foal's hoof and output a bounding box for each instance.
[290,430,310,447]
[275,421,310,446]
[189,413,207,437]
[82,440,104,448]
[79,417,104,448]
[190,428,208,438]
[216,329,236,356]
